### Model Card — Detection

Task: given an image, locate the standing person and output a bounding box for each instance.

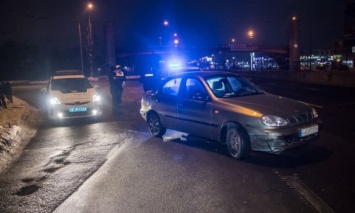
[108,64,126,113]
[0,82,7,109]
[4,81,12,103]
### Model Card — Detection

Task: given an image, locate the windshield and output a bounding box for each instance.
[50,78,93,93]
[205,75,264,98]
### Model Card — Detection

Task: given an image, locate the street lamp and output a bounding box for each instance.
[78,3,94,76]
[88,6,94,77]
[248,30,254,39]
[247,30,255,71]
[163,20,169,26]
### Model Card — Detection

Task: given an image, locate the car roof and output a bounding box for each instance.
[51,70,85,80]
[166,70,239,79]
[52,70,82,76]
[52,75,86,80]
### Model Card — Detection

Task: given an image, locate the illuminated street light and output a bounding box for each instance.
[248,30,254,39]
[231,38,236,43]
[163,20,169,26]
[87,4,94,77]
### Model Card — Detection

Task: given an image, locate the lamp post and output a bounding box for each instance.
[158,20,169,47]
[78,21,84,73]
[88,11,94,77]
[289,16,300,72]
[78,3,94,76]
[248,30,255,71]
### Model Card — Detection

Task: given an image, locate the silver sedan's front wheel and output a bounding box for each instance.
[226,124,250,159]
[147,112,166,137]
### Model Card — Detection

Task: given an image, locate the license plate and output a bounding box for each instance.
[69,107,87,112]
[299,125,318,137]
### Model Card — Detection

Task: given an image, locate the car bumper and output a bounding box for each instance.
[248,122,322,153]
[47,102,103,120]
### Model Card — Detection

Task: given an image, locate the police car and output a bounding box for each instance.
[43,70,103,121]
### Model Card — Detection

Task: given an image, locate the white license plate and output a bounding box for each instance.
[299,125,318,137]
[69,107,87,112]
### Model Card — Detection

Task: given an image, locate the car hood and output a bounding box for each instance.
[50,88,95,104]
[216,93,312,116]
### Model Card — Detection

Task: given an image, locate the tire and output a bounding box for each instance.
[226,124,250,159]
[147,112,166,137]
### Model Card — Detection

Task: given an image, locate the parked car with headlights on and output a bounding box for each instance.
[140,71,321,159]
[43,70,103,122]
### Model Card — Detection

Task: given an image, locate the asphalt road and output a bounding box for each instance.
[0,77,354,212]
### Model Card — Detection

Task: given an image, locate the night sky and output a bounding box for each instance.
[0,0,347,52]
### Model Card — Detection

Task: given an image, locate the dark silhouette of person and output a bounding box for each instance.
[4,81,12,103]
[108,65,126,113]
[0,82,7,108]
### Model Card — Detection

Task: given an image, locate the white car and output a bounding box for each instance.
[43,70,103,121]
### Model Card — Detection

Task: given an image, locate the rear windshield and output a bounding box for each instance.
[50,78,93,93]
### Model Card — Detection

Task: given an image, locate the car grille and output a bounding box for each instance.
[64,101,90,105]
[287,112,314,124]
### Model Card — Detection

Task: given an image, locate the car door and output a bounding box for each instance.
[152,77,182,130]
[177,77,213,139]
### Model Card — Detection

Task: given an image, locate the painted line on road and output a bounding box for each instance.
[282,175,335,213]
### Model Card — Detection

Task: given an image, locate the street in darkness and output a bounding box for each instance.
[0,78,354,212]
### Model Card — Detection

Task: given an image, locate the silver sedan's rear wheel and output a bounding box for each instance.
[147,112,166,137]
[226,124,250,159]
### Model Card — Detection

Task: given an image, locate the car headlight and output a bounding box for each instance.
[93,94,101,102]
[49,97,61,105]
[261,115,288,127]
[311,107,318,119]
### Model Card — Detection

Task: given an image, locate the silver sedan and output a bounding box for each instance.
[140,71,321,159]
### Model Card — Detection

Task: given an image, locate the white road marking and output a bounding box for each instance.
[283,175,335,213]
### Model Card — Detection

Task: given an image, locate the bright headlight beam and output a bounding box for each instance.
[49,97,61,105]
[93,94,101,102]
[261,115,288,127]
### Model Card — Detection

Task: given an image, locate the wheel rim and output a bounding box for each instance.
[148,114,160,134]
[228,129,241,156]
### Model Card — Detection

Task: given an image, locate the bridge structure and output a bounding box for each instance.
[115,43,290,73]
